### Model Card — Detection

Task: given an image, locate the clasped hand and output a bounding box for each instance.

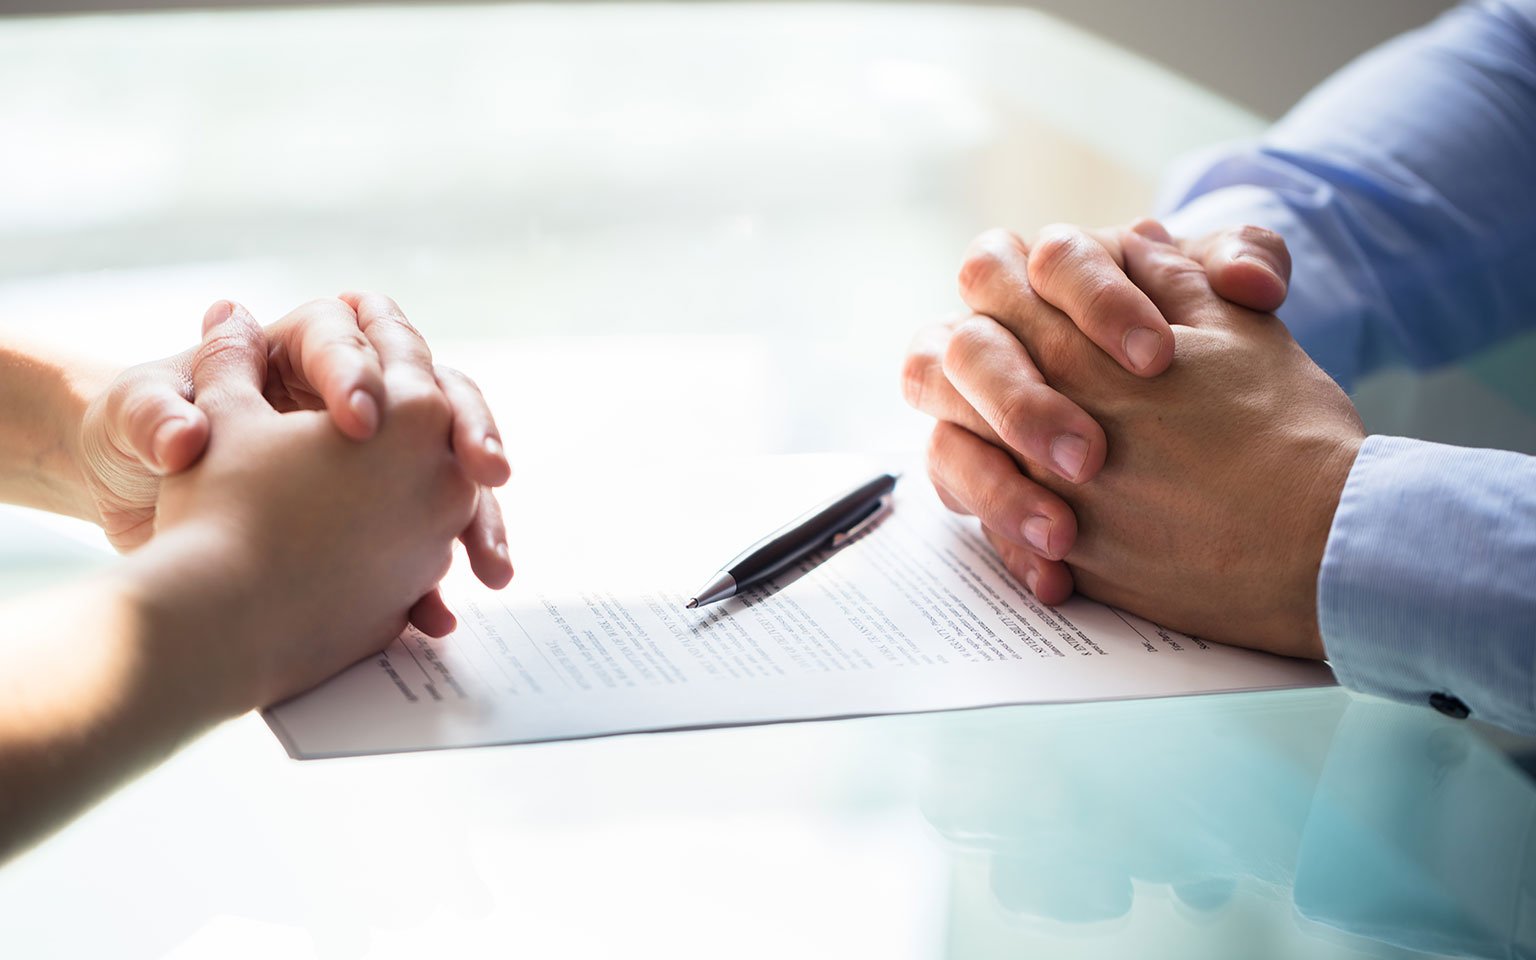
[82,293,512,707]
[904,220,1365,659]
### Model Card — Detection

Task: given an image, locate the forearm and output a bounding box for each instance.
[0,337,106,522]
[0,524,248,862]
[1162,0,1536,390]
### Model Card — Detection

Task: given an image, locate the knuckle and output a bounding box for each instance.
[1006,551,1037,586]
[377,299,420,335]
[1027,226,1085,288]
[331,327,372,355]
[966,476,1011,526]
[931,482,966,518]
[103,369,145,414]
[1232,224,1292,278]
[1026,320,1080,380]
[1129,217,1172,243]
[926,420,957,465]
[119,386,171,436]
[312,333,374,379]
[900,349,936,410]
[957,228,1023,296]
[303,295,355,318]
[990,387,1037,452]
[942,317,994,373]
[940,309,974,332]
[926,430,977,518]
[195,329,258,370]
[926,462,953,509]
[925,426,945,466]
[395,312,425,341]
[358,292,422,334]
[966,491,1000,527]
[1232,224,1283,250]
[957,249,1003,297]
[1073,275,1124,331]
[434,364,484,402]
[1051,507,1078,552]
[1171,261,1212,289]
[1149,249,1212,289]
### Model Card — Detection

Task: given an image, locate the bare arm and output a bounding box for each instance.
[0,338,107,523]
[0,297,485,862]
[0,526,242,862]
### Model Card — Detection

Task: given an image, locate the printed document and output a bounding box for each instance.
[265,457,1334,758]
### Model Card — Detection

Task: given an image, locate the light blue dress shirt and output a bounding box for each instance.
[1160,0,1536,730]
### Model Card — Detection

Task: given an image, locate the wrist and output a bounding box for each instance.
[54,363,114,525]
[1288,432,1364,659]
[0,341,110,523]
[0,521,257,859]
[119,520,266,721]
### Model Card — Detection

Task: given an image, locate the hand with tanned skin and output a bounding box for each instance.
[904,221,1362,659]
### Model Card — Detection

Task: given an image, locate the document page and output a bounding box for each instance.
[266,456,1334,758]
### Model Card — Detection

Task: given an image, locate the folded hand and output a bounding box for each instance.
[152,300,485,707]
[905,222,1363,657]
[75,295,512,633]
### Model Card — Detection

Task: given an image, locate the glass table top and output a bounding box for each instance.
[1,3,1531,957]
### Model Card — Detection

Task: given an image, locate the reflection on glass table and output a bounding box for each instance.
[922,692,1536,959]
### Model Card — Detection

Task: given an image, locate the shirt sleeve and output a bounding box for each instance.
[1319,436,1536,732]
[1159,0,1536,392]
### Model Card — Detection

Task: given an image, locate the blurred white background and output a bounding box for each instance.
[0,2,1267,466]
[0,0,1457,118]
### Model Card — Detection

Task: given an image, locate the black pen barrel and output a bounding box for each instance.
[727,473,898,587]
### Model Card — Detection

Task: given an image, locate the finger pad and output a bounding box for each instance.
[159,420,211,473]
[1213,263,1287,313]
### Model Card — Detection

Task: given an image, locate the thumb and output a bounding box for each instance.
[1181,224,1291,314]
[103,369,210,476]
[192,300,272,418]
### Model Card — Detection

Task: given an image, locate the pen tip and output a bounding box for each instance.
[685,598,698,609]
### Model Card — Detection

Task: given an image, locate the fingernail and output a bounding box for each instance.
[1235,252,1276,273]
[349,390,379,436]
[484,435,503,459]
[1050,434,1089,482]
[1124,327,1162,372]
[1023,515,1053,555]
[495,542,510,564]
[1131,219,1172,243]
[201,300,234,334]
[1024,568,1040,595]
[151,417,187,472]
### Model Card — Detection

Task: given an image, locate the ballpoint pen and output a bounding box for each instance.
[685,472,899,609]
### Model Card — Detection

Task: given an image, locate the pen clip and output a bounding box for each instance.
[830,496,893,549]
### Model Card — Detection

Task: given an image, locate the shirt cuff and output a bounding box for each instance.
[1319,435,1536,731]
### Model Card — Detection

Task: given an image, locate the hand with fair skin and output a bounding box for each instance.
[0,294,512,635]
[904,222,1365,658]
[0,301,484,860]
[902,221,1294,605]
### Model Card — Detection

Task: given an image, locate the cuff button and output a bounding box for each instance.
[1429,692,1470,720]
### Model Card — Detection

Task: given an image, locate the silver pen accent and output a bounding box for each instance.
[685,472,899,609]
[685,572,737,609]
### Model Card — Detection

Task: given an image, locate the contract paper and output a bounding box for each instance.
[265,457,1335,759]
